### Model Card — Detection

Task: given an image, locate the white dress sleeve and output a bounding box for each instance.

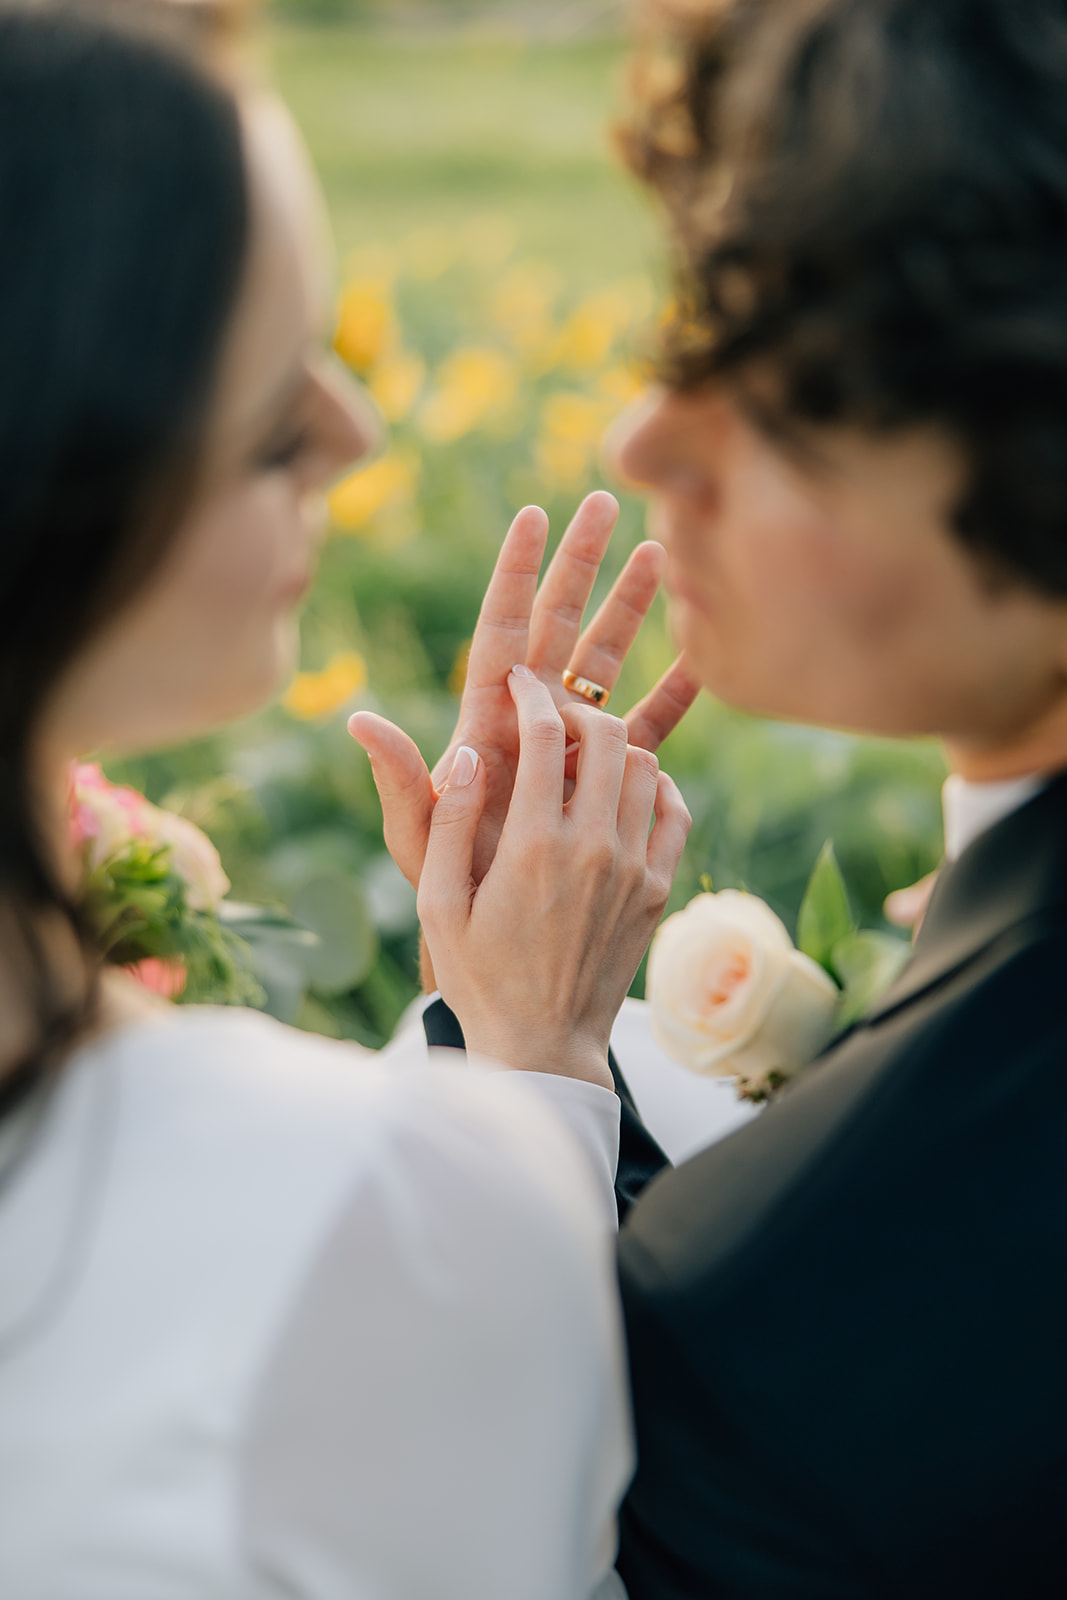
[237,1069,633,1600]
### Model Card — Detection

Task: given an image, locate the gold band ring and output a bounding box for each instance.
[562,669,611,708]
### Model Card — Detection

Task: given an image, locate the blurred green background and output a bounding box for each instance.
[109,9,946,1045]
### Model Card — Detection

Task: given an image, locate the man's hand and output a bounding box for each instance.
[349,489,699,902]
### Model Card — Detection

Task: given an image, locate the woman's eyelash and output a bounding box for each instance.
[259,426,310,471]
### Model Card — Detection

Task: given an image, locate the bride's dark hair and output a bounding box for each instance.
[0,1,248,1108]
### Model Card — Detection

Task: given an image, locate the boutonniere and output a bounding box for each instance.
[69,761,263,1005]
[646,845,910,1103]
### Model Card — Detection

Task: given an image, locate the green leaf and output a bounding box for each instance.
[290,874,379,996]
[796,841,854,974]
[830,930,910,1025]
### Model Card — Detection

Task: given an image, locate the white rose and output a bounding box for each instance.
[146,807,230,912]
[647,889,839,1093]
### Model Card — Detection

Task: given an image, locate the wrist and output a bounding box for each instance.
[461,1021,614,1092]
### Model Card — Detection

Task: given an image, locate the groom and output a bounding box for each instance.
[354,0,1067,1594]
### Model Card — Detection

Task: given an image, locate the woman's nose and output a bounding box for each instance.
[313,356,385,482]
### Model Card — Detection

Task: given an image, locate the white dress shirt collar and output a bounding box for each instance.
[941,771,1047,862]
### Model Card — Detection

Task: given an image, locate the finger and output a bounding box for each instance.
[885,870,938,931]
[564,540,666,697]
[416,744,487,930]
[348,711,435,888]
[646,771,692,895]
[616,743,661,853]
[526,490,620,678]
[560,702,630,828]
[462,505,549,699]
[503,665,567,829]
[624,655,701,753]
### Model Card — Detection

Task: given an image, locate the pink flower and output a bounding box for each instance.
[68,761,230,910]
[126,957,187,999]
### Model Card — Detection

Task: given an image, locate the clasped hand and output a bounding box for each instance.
[350,492,696,1084]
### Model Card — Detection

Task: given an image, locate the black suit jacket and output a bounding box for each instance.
[617,772,1067,1598]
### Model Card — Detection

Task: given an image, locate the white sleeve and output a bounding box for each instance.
[499,1070,621,1232]
[237,1071,633,1600]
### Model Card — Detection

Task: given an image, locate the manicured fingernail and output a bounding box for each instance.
[510,663,535,678]
[446,745,479,788]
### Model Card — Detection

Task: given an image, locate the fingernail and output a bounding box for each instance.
[564,740,580,757]
[510,663,535,678]
[446,745,479,788]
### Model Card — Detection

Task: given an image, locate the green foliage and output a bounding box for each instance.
[82,842,263,1007]
[830,930,910,1027]
[795,841,911,1026]
[796,842,853,976]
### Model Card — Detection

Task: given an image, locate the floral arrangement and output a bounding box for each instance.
[647,845,911,1102]
[69,762,263,1006]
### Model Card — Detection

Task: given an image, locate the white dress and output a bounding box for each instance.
[0,1006,632,1599]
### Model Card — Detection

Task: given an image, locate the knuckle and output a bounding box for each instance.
[527,713,564,748]
[579,835,617,877]
[629,746,660,780]
[646,871,672,910]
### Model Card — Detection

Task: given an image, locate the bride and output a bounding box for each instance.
[0,3,692,1595]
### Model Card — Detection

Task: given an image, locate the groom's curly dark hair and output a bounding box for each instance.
[622,0,1067,596]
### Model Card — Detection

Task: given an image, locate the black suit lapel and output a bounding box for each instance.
[864,766,1067,1025]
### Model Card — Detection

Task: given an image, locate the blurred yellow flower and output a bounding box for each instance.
[490,261,562,359]
[598,365,646,408]
[334,279,394,373]
[549,285,640,372]
[404,225,455,282]
[536,391,617,491]
[449,637,472,696]
[419,347,518,442]
[463,213,517,271]
[370,349,426,422]
[282,651,367,720]
[329,451,419,533]
[346,242,397,285]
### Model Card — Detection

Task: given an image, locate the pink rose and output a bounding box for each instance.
[127,958,188,999]
[68,762,229,910]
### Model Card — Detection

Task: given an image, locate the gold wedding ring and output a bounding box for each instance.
[562,669,611,708]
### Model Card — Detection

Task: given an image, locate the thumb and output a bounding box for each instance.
[348,710,435,888]
[417,745,486,932]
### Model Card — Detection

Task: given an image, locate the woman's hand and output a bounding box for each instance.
[349,492,699,894]
[416,667,691,1090]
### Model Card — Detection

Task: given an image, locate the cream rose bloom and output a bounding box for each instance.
[647,889,839,1092]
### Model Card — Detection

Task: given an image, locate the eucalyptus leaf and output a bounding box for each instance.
[796,841,854,974]
[290,874,379,995]
[831,929,911,1026]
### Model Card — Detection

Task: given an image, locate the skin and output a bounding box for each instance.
[605,384,1067,782]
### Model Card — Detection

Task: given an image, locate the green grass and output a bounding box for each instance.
[266,28,660,282]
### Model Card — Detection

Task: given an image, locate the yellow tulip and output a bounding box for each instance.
[419,347,518,442]
[334,279,394,373]
[282,652,368,721]
[536,392,618,491]
[329,452,419,533]
[490,261,561,357]
[370,350,426,423]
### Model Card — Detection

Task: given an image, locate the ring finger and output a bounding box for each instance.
[561,540,666,708]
